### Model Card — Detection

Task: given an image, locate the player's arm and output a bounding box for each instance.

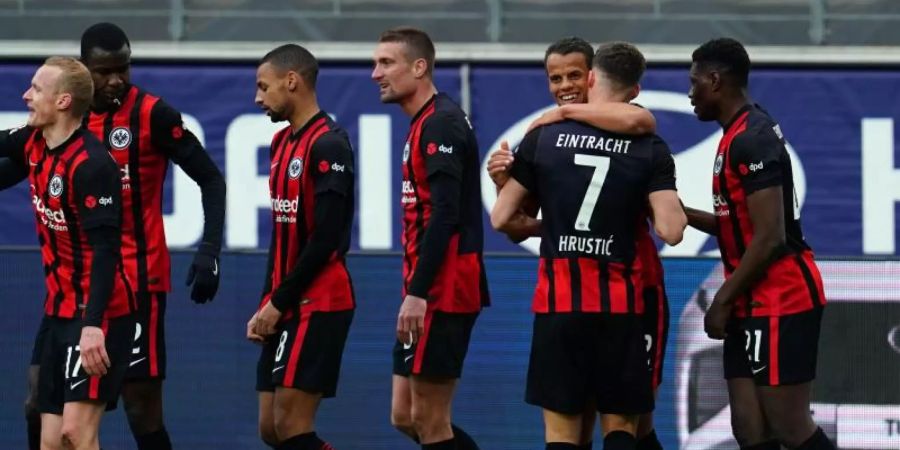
[530,102,656,135]
[491,127,542,237]
[406,117,467,301]
[685,206,717,235]
[0,127,32,189]
[485,139,540,243]
[706,132,786,338]
[74,152,123,375]
[647,136,686,245]
[269,134,354,312]
[151,101,226,303]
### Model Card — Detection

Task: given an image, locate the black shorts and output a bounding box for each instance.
[641,285,670,389]
[37,315,134,415]
[30,315,51,366]
[125,292,167,380]
[393,311,478,379]
[723,308,823,386]
[526,313,654,415]
[256,309,354,397]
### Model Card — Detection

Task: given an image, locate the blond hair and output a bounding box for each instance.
[44,56,94,118]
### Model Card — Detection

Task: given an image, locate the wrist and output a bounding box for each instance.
[197,242,220,257]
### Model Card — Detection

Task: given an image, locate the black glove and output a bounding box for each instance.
[185,242,220,304]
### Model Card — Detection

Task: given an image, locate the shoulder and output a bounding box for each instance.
[313,128,352,155]
[76,132,117,174]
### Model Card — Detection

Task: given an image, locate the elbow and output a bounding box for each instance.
[656,213,687,246]
[629,113,656,135]
[490,214,506,232]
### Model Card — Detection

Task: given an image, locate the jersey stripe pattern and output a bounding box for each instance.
[401,94,489,313]
[261,113,354,314]
[85,85,169,293]
[713,104,826,317]
[24,129,135,319]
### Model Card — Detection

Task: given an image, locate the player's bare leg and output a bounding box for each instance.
[758,383,833,449]
[635,389,662,450]
[409,375,457,444]
[728,378,773,448]
[258,391,278,448]
[390,374,417,440]
[26,365,41,450]
[577,401,596,448]
[40,413,64,450]
[272,387,329,448]
[121,379,170,449]
[544,409,584,445]
[600,414,639,450]
[60,401,104,450]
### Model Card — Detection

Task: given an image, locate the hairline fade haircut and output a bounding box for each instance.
[80,22,131,62]
[544,36,594,69]
[260,44,320,89]
[691,37,751,88]
[592,41,646,89]
[43,56,95,118]
[378,27,436,76]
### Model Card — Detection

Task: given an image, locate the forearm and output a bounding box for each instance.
[0,158,27,190]
[84,227,119,327]
[408,211,455,298]
[180,151,226,252]
[685,207,717,235]
[499,213,541,243]
[560,103,656,135]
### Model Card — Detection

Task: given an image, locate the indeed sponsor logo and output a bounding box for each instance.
[270,197,298,214]
[32,193,67,231]
[401,180,417,204]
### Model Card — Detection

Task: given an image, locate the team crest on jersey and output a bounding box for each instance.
[48,174,64,198]
[402,142,410,163]
[713,153,724,175]
[109,127,132,150]
[288,157,303,179]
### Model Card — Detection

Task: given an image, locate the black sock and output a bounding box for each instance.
[422,438,457,450]
[546,443,579,450]
[451,424,479,450]
[277,432,327,450]
[795,427,835,450]
[741,440,780,450]
[604,431,637,450]
[579,442,593,450]
[637,429,663,450]
[135,428,173,450]
[26,416,41,450]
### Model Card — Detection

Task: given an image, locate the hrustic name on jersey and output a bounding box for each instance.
[557,234,615,257]
[556,133,632,154]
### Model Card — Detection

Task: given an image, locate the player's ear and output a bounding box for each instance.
[587,69,596,89]
[413,58,428,79]
[56,92,73,112]
[630,83,641,101]
[286,71,299,92]
[709,71,722,92]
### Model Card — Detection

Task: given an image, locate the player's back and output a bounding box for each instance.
[513,119,672,313]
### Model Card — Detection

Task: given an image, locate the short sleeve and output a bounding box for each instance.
[649,135,677,193]
[509,127,540,192]
[150,99,198,163]
[420,113,466,179]
[729,129,783,194]
[74,153,121,230]
[310,132,354,196]
[0,125,33,165]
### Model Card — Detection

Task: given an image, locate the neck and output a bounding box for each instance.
[399,82,437,117]
[288,95,321,133]
[717,90,750,127]
[42,115,81,149]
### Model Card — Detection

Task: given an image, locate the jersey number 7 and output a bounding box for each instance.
[573,154,611,232]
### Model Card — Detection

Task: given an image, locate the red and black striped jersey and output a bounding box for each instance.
[712,104,825,317]
[1,127,134,320]
[510,122,676,314]
[84,85,199,294]
[259,112,354,314]
[401,94,489,313]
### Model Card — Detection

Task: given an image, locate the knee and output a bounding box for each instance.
[410,407,447,439]
[390,407,413,432]
[272,413,313,442]
[24,396,40,420]
[122,386,164,434]
[61,423,92,449]
[259,421,278,448]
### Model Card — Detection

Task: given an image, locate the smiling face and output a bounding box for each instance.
[545,51,591,106]
[371,41,420,104]
[23,65,64,128]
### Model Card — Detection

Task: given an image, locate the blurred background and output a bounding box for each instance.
[0,1,898,449]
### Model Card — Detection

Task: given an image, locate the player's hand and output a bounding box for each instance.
[397,295,427,345]
[246,311,265,344]
[254,302,282,337]
[528,107,565,131]
[487,141,514,188]
[704,296,733,340]
[79,326,110,376]
[185,244,220,304]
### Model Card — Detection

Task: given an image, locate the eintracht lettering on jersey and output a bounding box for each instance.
[557,234,615,257]
[556,133,632,154]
